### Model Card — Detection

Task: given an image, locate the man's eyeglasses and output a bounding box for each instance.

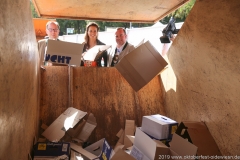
[47,28,59,32]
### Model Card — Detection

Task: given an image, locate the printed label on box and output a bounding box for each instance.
[38,143,46,150]
[130,147,143,160]
[62,144,68,152]
[171,125,177,134]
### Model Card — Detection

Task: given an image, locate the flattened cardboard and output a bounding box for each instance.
[42,107,87,142]
[116,41,168,92]
[71,138,113,160]
[46,40,84,66]
[83,45,111,61]
[175,121,222,156]
[141,114,178,140]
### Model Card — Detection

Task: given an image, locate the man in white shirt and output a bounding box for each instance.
[108,28,135,67]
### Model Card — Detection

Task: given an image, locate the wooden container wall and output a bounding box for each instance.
[40,66,166,146]
[162,0,240,155]
[0,1,40,159]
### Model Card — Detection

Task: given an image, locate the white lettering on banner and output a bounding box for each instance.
[45,54,72,64]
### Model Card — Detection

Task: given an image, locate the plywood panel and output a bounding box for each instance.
[32,0,189,23]
[40,66,70,125]
[72,67,166,146]
[162,0,240,155]
[39,67,165,146]
[0,1,39,159]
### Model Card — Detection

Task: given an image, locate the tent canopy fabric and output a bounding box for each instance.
[32,0,189,23]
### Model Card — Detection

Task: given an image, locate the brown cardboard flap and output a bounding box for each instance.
[176,121,222,156]
[75,121,97,142]
[114,130,125,152]
[144,42,168,68]
[153,139,169,158]
[116,128,124,138]
[67,119,86,138]
[123,120,135,149]
[86,113,97,125]
[169,133,198,157]
[116,57,146,91]
[126,135,135,144]
[75,113,97,142]
[42,107,87,142]
[66,113,97,144]
[116,41,168,92]
[113,143,125,153]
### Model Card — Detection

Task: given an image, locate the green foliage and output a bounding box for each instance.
[30,0,39,18]
[173,0,196,19]
[56,19,87,35]
[160,0,196,24]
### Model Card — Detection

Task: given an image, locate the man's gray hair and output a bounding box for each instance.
[46,21,60,29]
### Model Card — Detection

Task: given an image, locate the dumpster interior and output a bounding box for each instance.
[0,0,240,159]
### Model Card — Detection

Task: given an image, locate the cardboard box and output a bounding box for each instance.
[111,149,135,160]
[46,40,84,66]
[141,114,178,140]
[175,121,222,156]
[70,138,113,160]
[130,128,197,160]
[130,127,169,160]
[33,142,70,160]
[42,107,87,142]
[67,113,97,145]
[116,41,168,92]
[113,129,125,153]
[113,120,136,152]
